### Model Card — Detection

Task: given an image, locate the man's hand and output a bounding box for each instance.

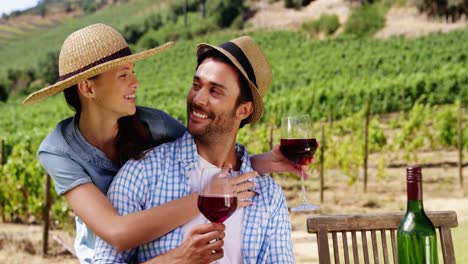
[165,223,225,264]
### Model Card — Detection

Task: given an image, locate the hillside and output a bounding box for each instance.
[0,0,169,80]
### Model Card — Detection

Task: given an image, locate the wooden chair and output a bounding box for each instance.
[307,211,458,264]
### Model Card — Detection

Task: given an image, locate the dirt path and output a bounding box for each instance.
[0,224,78,264]
[375,6,467,38]
[249,0,351,30]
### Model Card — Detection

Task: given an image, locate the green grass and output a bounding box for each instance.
[454,220,468,262]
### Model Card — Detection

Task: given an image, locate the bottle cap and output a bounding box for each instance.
[407,166,422,182]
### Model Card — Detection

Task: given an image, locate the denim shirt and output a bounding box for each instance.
[38,106,186,263]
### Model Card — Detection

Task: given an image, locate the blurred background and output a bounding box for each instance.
[0,0,466,263]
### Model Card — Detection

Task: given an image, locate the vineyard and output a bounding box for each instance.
[0,0,467,262]
[1,27,467,227]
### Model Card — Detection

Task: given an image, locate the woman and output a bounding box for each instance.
[23,24,302,263]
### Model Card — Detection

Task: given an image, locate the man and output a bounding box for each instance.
[93,36,294,264]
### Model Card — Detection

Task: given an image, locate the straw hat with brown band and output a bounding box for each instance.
[196,36,272,124]
[23,23,173,106]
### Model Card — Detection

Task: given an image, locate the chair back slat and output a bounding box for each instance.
[380,230,389,264]
[390,229,398,263]
[351,231,360,264]
[317,229,331,264]
[370,230,379,263]
[361,230,370,264]
[342,232,350,264]
[439,226,456,264]
[307,211,458,264]
[332,232,340,263]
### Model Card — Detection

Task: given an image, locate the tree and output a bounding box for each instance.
[0,82,8,102]
[38,51,59,85]
[201,0,207,18]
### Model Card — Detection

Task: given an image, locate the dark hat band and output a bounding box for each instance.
[219,41,257,87]
[59,47,131,81]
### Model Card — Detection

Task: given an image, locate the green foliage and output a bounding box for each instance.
[6,68,36,96]
[344,3,385,37]
[0,137,43,222]
[324,111,364,184]
[52,196,73,226]
[122,23,148,44]
[413,0,467,22]
[376,156,386,180]
[302,14,340,36]
[37,50,60,85]
[434,101,468,149]
[168,0,200,17]
[394,102,433,162]
[208,0,246,28]
[368,118,387,152]
[230,15,245,30]
[434,104,458,147]
[137,13,219,49]
[36,3,47,17]
[81,0,106,14]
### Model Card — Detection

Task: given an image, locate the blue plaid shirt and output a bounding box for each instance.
[93,132,294,263]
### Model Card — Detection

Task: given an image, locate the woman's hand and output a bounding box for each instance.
[229,171,258,208]
[250,144,317,179]
[162,223,225,264]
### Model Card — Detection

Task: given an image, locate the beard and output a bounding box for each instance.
[187,103,237,140]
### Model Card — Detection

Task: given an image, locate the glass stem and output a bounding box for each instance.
[300,170,308,204]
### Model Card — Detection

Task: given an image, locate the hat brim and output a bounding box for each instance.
[23,42,174,106]
[196,43,264,124]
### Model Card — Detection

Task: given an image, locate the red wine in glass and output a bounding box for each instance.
[281,115,319,212]
[280,138,318,166]
[198,195,238,223]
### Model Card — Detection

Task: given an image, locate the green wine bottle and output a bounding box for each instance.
[397,166,438,264]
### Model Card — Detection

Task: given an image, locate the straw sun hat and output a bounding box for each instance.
[23,23,173,106]
[196,36,272,124]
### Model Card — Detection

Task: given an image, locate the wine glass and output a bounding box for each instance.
[197,167,238,223]
[197,167,237,263]
[280,115,319,212]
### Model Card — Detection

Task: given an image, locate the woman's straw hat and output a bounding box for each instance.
[23,23,173,106]
[196,36,272,124]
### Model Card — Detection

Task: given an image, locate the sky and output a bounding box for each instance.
[0,0,40,16]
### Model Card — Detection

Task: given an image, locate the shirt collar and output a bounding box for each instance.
[176,131,253,173]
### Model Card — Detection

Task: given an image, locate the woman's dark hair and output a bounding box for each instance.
[115,114,157,166]
[197,50,253,128]
[63,80,157,166]
[64,85,81,116]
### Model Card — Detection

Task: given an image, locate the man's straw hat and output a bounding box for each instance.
[196,36,272,124]
[23,23,173,106]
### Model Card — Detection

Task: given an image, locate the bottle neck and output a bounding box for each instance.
[407,200,425,212]
[407,180,424,212]
[407,180,422,201]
